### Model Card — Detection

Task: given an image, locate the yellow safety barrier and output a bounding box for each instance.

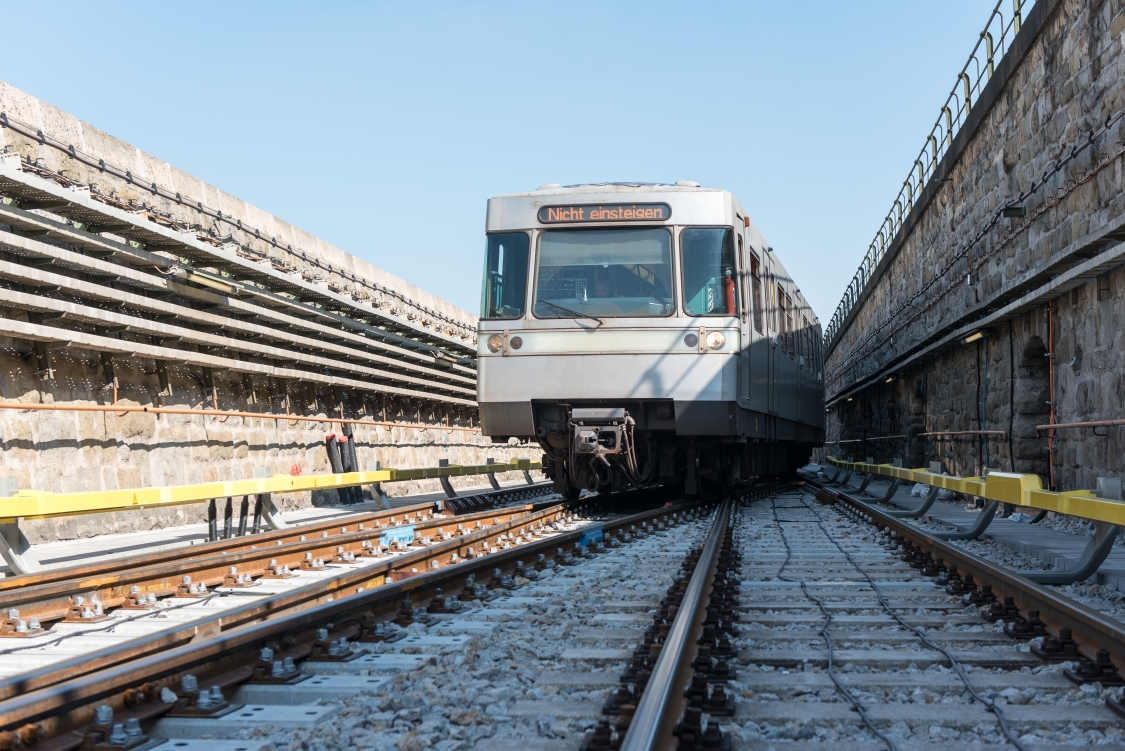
[0,458,540,524]
[825,457,1125,526]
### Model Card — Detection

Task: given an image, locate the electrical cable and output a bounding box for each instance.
[770,491,900,751]
[795,489,1028,751]
[0,592,226,656]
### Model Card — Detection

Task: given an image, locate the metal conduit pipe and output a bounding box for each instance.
[620,498,731,751]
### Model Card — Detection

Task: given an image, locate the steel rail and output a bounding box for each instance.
[0,496,554,623]
[0,484,550,595]
[0,498,706,734]
[811,477,1125,673]
[0,499,585,703]
[620,497,731,751]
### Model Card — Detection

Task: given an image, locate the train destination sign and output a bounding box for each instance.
[537,203,672,224]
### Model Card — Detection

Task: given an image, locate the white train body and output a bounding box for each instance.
[476,183,824,496]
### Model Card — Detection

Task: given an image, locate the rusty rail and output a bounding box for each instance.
[0,495,706,737]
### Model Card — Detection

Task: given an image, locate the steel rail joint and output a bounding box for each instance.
[826,482,1125,673]
[620,497,732,751]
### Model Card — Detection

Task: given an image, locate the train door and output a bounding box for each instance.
[746,247,767,414]
[766,264,778,415]
[737,232,751,409]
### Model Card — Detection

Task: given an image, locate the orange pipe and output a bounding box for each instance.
[1037,419,1125,431]
[0,401,479,432]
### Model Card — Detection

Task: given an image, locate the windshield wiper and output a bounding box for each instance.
[537,299,604,325]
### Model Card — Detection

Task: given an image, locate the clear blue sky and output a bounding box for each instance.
[3,1,995,323]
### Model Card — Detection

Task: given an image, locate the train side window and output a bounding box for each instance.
[785,293,794,358]
[749,253,763,334]
[802,316,811,367]
[777,288,785,345]
[681,228,738,316]
[480,232,529,319]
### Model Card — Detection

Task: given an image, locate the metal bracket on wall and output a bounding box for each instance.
[0,477,41,575]
[931,500,999,540]
[876,479,903,503]
[0,519,42,576]
[889,485,939,518]
[251,466,288,530]
[1018,478,1122,585]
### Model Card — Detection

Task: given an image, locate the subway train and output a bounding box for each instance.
[475,182,825,498]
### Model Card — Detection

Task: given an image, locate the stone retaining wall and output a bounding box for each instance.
[0,342,527,545]
[820,0,1125,492]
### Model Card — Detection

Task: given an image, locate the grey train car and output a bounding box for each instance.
[476,182,825,498]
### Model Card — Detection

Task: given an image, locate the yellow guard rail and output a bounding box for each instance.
[0,458,540,523]
[825,457,1125,526]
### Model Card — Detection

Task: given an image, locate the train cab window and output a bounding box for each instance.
[681,228,738,316]
[776,284,784,337]
[749,253,763,334]
[534,228,674,318]
[481,232,529,319]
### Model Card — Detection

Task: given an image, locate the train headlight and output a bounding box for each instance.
[706,332,726,350]
[683,333,699,348]
[486,334,504,352]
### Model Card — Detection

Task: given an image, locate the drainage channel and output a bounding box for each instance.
[729,485,1123,749]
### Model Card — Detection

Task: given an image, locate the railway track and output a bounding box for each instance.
[0,487,706,750]
[5,479,1125,751]
[733,486,1122,749]
[0,485,561,699]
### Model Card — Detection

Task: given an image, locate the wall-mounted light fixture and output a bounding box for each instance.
[962,330,985,344]
[885,376,894,383]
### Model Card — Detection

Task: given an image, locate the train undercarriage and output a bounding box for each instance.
[529,401,812,499]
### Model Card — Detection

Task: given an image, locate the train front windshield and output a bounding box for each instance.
[534,228,674,318]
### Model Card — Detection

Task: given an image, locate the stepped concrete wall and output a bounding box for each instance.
[0,83,533,545]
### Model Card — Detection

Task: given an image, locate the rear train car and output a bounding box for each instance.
[475,182,824,497]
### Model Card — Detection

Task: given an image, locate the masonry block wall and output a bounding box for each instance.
[0,83,531,544]
[819,0,1125,492]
